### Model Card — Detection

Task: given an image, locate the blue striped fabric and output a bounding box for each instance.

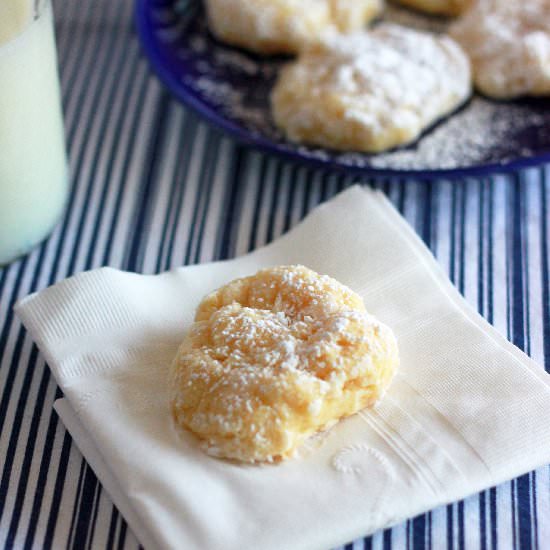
[0,1,549,548]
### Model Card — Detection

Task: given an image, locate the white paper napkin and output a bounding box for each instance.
[16,187,550,550]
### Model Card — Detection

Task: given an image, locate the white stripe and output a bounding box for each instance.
[491,176,509,340]
[435,182,453,274]
[463,180,481,309]
[525,169,545,366]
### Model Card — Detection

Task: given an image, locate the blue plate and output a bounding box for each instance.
[135,0,550,179]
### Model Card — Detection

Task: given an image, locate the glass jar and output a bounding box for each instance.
[0,0,68,266]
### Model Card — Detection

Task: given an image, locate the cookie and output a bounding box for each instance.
[204,0,383,55]
[449,0,550,99]
[170,265,399,463]
[271,24,471,153]
[392,0,472,16]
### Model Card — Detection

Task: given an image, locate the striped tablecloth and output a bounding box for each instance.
[1,1,549,548]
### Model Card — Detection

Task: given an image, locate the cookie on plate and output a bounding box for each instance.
[392,0,473,16]
[450,0,550,99]
[271,24,471,153]
[170,265,399,463]
[204,0,383,55]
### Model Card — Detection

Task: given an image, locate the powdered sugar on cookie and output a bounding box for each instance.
[170,266,399,463]
[450,0,550,99]
[271,24,471,153]
[204,0,383,55]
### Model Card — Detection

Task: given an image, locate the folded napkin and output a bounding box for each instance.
[16,187,550,550]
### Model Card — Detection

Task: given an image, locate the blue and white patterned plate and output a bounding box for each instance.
[135,0,550,178]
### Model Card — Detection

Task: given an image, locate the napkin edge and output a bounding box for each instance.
[370,189,549,385]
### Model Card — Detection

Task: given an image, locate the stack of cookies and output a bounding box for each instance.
[203,0,550,153]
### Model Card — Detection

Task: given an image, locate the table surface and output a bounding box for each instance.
[1,1,549,548]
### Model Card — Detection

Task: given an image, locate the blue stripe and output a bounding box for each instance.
[44,428,73,549]
[247,156,269,252]
[3,350,45,546]
[541,168,550,372]
[116,514,128,549]
[191,134,223,264]
[101,67,151,266]
[22,382,64,549]
[83,8,141,270]
[125,92,172,271]
[68,461,87,547]
[157,111,195,271]
[530,472,539,550]
[106,508,122,550]
[421,181,433,248]
[216,146,245,261]
[85,468,104,549]
[283,165,300,232]
[413,515,427,550]
[457,502,465,550]
[71,466,101,549]
[0,258,32,439]
[300,168,316,220]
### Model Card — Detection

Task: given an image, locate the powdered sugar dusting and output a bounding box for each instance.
[272,23,471,151]
[152,1,550,172]
[171,265,399,463]
[450,0,550,99]
[367,98,548,169]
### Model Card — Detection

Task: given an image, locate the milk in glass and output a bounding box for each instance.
[0,0,67,265]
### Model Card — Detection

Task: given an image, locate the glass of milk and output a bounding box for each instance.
[0,0,67,266]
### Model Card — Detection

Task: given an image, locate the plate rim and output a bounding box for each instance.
[135,0,550,180]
